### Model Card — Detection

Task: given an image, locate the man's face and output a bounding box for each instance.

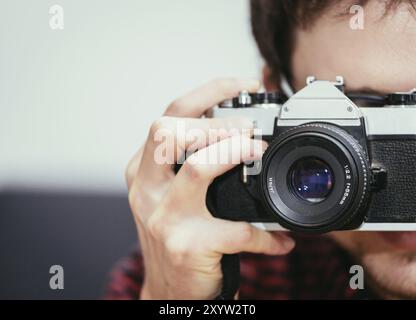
[287,0,416,298]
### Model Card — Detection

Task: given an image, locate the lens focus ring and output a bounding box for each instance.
[261,122,370,233]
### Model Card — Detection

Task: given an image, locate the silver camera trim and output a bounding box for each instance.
[252,222,416,231]
[208,78,416,136]
[206,77,416,232]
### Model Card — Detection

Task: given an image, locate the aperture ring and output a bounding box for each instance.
[261,122,370,232]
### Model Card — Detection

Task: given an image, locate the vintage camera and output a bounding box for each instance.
[205,77,416,233]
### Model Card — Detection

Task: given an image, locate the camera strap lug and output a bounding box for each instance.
[370,167,387,191]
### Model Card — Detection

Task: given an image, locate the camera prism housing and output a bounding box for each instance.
[205,77,416,233]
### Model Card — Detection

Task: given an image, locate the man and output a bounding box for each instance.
[107,0,416,299]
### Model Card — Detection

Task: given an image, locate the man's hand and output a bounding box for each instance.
[126,78,296,300]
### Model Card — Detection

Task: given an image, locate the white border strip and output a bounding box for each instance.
[252,222,416,232]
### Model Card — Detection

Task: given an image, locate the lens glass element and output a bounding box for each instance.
[290,158,334,204]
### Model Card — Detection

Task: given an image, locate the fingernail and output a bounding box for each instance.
[252,140,266,157]
[277,234,295,252]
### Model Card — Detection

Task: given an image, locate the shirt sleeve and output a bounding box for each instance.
[104,249,144,300]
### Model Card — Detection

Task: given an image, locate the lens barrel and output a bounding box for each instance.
[261,123,370,233]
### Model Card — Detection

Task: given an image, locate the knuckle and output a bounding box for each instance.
[149,117,174,139]
[166,98,186,115]
[127,188,139,211]
[146,215,165,239]
[125,147,144,188]
[128,189,146,226]
[125,159,137,187]
[128,185,153,224]
[182,160,205,181]
[238,223,254,243]
[125,164,133,186]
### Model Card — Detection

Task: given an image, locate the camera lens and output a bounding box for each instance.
[260,123,370,233]
[289,158,334,204]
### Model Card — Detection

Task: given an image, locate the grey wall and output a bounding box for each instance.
[0,0,260,193]
[0,0,261,299]
[0,191,136,299]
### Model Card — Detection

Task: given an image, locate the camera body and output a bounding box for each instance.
[206,77,416,233]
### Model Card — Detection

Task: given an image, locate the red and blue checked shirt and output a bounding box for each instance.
[105,234,378,300]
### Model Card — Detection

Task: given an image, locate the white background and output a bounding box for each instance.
[0,0,261,193]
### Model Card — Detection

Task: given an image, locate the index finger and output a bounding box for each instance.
[164,78,260,118]
[166,136,267,213]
